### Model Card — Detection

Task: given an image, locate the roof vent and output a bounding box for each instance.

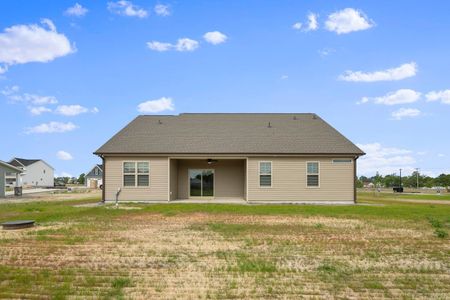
[312,114,317,120]
[293,116,297,120]
[267,122,272,128]
[158,119,162,124]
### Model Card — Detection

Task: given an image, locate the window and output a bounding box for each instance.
[123,162,149,187]
[259,161,272,187]
[332,159,352,164]
[307,162,319,187]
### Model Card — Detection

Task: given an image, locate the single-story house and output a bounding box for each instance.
[7,158,54,187]
[0,160,22,198]
[85,164,103,189]
[94,113,365,203]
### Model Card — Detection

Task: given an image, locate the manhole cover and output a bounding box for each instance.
[2,220,35,230]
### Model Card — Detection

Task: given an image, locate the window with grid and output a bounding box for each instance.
[123,162,149,187]
[259,161,272,187]
[307,162,319,187]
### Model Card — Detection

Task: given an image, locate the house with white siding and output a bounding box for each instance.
[7,158,54,187]
[94,113,365,203]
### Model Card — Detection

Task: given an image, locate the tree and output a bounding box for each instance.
[78,173,86,185]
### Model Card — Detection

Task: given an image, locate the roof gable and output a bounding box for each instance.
[95,113,365,155]
[9,158,54,169]
[0,160,23,173]
[86,164,103,177]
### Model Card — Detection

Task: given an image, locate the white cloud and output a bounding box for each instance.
[26,121,78,134]
[55,105,88,116]
[24,93,58,105]
[147,41,173,52]
[306,13,318,31]
[339,62,417,82]
[318,48,335,57]
[325,8,374,34]
[203,31,227,45]
[55,104,98,116]
[0,65,8,74]
[280,75,288,80]
[425,90,450,104]
[147,38,199,52]
[107,1,148,18]
[0,19,74,72]
[154,4,171,16]
[357,142,416,176]
[1,85,19,96]
[362,89,421,106]
[57,150,73,160]
[137,97,174,113]
[391,108,421,120]
[65,3,88,17]
[292,22,302,30]
[356,97,370,105]
[175,38,199,52]
[2,87,59,105]
[438,153,445,157]
[29,106,52,116]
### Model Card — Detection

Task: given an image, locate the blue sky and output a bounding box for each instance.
[0,0,449,178]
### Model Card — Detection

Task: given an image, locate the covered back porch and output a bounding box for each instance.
[169,158,247,201]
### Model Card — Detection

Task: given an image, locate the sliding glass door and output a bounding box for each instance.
[189,169,214,198]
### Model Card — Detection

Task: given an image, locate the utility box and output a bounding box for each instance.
[393,187,404,193]
[14,186,23,196]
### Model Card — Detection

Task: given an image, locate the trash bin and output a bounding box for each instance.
[14,187,22,196]
[393,187,404,193]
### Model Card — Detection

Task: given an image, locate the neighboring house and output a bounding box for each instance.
[7,158,54,187]
[85,164,103,188]
[94,113,365,203]
[0,160,22,198]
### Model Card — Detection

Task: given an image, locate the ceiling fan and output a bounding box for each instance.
[207,159,218,165]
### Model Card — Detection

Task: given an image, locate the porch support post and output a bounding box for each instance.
[167,157,170,202]
[101,155,105,202]
[354,156,358,204]
[246,158,249,203]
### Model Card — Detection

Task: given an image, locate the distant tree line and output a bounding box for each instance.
[54,173,85,185]
[357,171,450,189]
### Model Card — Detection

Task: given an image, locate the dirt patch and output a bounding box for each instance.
[0,212,449,299]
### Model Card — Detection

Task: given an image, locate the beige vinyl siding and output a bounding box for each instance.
[247,157,354,201]
[169,159,178,201]
[177,159,245,199]
[105,156,168,201]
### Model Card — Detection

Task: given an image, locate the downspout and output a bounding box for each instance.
[99,154,106,203]
[354,156,358,204]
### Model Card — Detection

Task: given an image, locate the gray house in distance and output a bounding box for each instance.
[95,113,365,203]
[7,158,54,187]
[85,164,103,188]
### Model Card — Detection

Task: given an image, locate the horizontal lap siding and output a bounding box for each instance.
[247,157,354,201]
[105,156,168,201]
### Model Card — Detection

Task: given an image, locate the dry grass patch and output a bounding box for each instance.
[0,200,449,298]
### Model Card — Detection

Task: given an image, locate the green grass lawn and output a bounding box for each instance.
[0,195,449,299]
[359,191,450,201]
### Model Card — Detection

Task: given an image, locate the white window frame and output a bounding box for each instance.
[122,161,150,188]
[258,161,272,188]
[306,161,320,188]
[332,159,353,164]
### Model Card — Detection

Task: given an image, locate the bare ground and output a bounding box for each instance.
[0,211,448,299]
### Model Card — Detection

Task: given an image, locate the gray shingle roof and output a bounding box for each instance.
[95,113,364,155]
[9,158,40,167]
